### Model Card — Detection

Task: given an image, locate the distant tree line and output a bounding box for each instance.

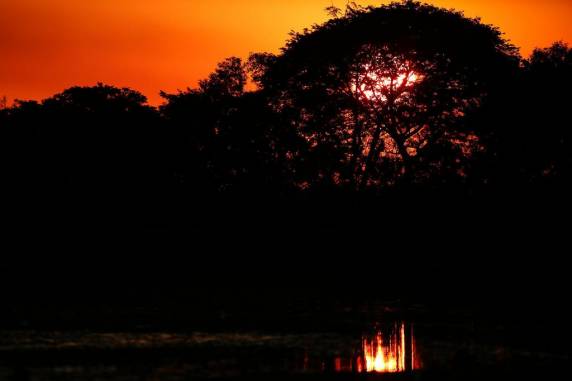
[1,2,571,226]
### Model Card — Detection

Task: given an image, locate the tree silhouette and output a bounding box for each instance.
[160,57,302,197]
[1,3,571,231]
[0,83,163,221]
[253,1,519,190]
[500,42,572,188]
[199,57,247,99]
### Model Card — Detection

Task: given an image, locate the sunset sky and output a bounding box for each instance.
[1,0,571,105]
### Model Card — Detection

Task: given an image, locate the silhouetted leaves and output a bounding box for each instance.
[255,1,520,190]
[1,2,571,229]
[159,57,304,198]
[501,42,572,188]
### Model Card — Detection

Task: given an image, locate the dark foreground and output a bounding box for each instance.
[1,297,569,381]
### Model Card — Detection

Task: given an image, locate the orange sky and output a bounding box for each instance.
[1,0,571,106]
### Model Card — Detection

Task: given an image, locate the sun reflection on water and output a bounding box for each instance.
[331,322,419,374]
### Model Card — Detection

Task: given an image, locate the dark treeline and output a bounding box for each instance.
[1,1,571,233]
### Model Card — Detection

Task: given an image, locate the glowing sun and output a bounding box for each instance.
[352,63,422,102]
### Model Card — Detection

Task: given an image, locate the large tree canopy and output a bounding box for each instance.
[252,1,520,190]
[2,2,571,232]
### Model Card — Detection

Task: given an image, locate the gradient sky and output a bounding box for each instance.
[1,0,571,105]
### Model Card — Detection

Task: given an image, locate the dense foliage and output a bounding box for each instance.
[1,2,571,226]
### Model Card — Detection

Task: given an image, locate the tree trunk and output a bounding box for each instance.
[359,121,384,190]
[396,139,413,184]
